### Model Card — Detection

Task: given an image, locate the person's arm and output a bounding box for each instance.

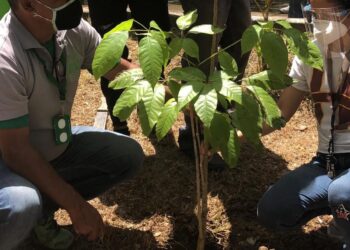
[262,85,308,135]
[103,58,139,81]
[0,127,104,241]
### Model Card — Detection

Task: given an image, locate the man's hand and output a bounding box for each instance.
[68,199,104,241]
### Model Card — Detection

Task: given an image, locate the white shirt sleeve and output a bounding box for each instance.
[289,56,311,93]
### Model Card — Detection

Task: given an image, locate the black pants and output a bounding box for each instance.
[87,0,170,127]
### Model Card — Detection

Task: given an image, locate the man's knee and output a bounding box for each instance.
[0,185,42,249]
[257,191,301,231]
[328,179,350,210]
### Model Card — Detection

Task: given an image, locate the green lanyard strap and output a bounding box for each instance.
[32,41,67,101]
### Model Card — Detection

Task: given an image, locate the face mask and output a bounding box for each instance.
[34,0,83,31]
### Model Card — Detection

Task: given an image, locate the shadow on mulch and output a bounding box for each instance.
[95,131,340,249]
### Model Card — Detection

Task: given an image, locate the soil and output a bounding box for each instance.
[19,43,342,250]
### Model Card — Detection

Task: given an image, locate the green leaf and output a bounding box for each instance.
[283,28,323,70]
[209,112,231,150]
[215,79,243,104]
[276,20,292,29]
[139,36,163,85]
[188,24,224,35]
[261,31,288,79]
[218,51,239,78]
[234,92,262,147]
[247,85,282,128]
[113,80,150,119]
[168,80,181,99]
[247,70,293,90]
[178,81,204,110]
[93,31,128,79]
[176,10,198,30]
[169,37,183,59]
[150,30,169,66]
[194,85,218,127]
[104,19,134,38]
[241,25,260,55]
[221,128,240,168]
[142,83,165,129]
[169,67,206,82]
[156,98,179,140]
[150,21,163,32]
[259,21,274,30]
[182,38,199,60]
[138,100,153,136]
[108,68,144,90]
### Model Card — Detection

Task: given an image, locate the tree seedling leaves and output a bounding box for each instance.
[168,80,181,100]
[218,50,239,79]
[276,20,292,29]
[247,70,293,90]
[182,38,199,60]
[188,24,224,35]
[169,37,183,59]
[283,28,323,70]
[104,19,134,38]
[241,25,260,55]
[150,21,163,33]
[194,84,218,127]
[247,85,282,128]
[209,112,231,150]
[93,31,128,79]
[113,80,149,119]
[150,30,170,66]
[220,128,240,168]
[234,92,263,148]
[108,68,144,90]
[178,81,204,110]
[261,31,288,79]
[138,100,153,136]
[176,10,198,30]
[139,36,163,86]
[169,67,206,82]
[156,98,179,140]
[137,83,165,135]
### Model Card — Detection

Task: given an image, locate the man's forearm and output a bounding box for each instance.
[103,58,139,81]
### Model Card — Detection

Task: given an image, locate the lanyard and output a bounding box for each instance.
[325,51,350,178]
[33,38,67,102]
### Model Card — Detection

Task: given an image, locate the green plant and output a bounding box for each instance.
[92,10,322,249]
[254,0,273,21]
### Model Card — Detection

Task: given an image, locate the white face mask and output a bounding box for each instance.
[313,19,348,48]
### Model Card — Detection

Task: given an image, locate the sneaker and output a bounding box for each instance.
[33,216,74,250]
[279,5,290,14]
[178,126,228,171]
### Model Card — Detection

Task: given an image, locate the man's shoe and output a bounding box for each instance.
[33,216,74,250]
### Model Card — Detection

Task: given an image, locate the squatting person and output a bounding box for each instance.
[0,0,144,249]
[256,0,350,249]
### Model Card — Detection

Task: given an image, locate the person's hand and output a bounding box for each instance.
[68,199,104,241]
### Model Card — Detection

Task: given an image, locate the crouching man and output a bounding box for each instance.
[0,0,144,249]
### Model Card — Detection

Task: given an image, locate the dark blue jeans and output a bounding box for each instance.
[0,126,144,249]
[258,153,350,244]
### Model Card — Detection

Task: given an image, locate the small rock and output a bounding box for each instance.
[259,246,269,250]
[154,232,162,237]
